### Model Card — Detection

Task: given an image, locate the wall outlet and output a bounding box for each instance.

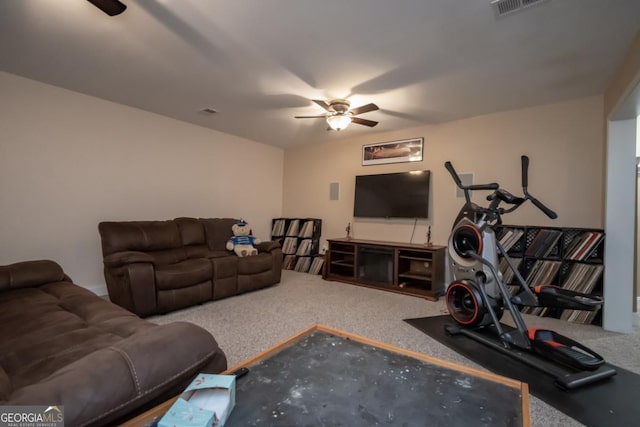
[321,245,327,254]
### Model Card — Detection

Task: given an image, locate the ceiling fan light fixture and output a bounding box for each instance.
[295,98,378,130]
[326,115,351,131]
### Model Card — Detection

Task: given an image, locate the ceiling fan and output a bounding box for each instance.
[87,0,127,16]
[295,99,379,131]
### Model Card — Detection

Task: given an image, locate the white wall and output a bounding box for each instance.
[637,117,640,305]
[0,72,284,294]
[603,31,640,332]
[604,119,636,332]
[283,96,605,249]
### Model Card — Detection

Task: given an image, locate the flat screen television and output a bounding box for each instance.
[353,170,430,218]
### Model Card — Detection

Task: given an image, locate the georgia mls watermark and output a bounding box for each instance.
[0,406,64,427]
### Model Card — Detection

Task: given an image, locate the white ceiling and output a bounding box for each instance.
[1,0,639,148]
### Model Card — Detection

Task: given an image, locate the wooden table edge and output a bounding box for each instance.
[120,323,530,426]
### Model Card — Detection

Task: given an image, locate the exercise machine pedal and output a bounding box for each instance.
[527,329,604,371]
[445,323,616,390]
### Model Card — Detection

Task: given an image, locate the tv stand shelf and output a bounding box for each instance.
[323,238,446,301]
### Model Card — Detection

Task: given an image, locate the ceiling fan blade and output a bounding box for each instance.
[295,115,327,119]
[87,0,127,16]
[350,103,379,116]
[351,117,378,127]
[312,100,332,111]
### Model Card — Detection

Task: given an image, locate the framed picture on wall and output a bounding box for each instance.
[362,137,424,166]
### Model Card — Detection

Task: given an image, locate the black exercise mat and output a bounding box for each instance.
[405,315,639,427]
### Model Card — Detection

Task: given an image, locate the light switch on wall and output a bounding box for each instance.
[329,182,339,201]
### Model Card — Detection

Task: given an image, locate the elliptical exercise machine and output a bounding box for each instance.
[444,155,616,390]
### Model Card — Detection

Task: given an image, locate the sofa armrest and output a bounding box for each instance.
[256,240,281,253]
[0,260,65,292]
[103,251,155,268]
[7,322,226,427]
[104,263,157,317]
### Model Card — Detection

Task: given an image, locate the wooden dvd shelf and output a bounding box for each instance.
[326,242,356,277]
[323,238,446,301]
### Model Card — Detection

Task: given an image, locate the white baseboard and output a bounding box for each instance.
[634,297,640,327]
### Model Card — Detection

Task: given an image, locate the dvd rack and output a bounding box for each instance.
[271,218,323,274]
[495,225,605,325]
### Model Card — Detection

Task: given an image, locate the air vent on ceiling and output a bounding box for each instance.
[199,108,218,115]
[491,0,548,17]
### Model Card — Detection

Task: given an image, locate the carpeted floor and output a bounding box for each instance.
[149,270,640,427]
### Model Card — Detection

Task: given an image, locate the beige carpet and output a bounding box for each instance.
[149,270,640,427]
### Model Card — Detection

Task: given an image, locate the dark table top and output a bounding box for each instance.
[227,329,526,427]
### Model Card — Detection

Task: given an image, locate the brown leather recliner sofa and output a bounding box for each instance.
[0,259,227,427]
[98,217,283,317]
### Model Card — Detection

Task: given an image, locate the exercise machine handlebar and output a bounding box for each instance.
[444,161,499,192]
[521,156,558,219]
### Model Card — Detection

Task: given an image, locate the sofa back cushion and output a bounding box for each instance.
[99,221,184,257]
[0,260,65,292]
[200,218,237,251]
[173,217,208,258]
[175,217,206,245]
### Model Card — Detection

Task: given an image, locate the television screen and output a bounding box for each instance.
[354,171,430,218]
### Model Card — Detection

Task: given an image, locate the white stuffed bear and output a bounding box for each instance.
[226,219,261,257]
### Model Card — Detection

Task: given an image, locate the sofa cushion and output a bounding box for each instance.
[99,221,183,256]
[206,250,232,259]
[0,260,64,291]
[0,277,226,427]
[184,245,205,259]
[0,282,142,389]
[201,218,236,251]
[237,253,274,275]
[175,217,206,246]
[146,248,188,265]
[155,259,212,290]
[103,251,155,268]
[102,248,188,267]
[157,281,212,313]
[211,256,238,279]
[210,257,238,300]
[238,271,276,294]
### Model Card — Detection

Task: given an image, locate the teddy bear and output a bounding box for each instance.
[226,219,261,257]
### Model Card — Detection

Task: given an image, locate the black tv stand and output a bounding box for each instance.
[323,238,446,301]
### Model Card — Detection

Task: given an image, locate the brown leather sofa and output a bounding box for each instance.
[0,259,227,427]
[98,217,283,317]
